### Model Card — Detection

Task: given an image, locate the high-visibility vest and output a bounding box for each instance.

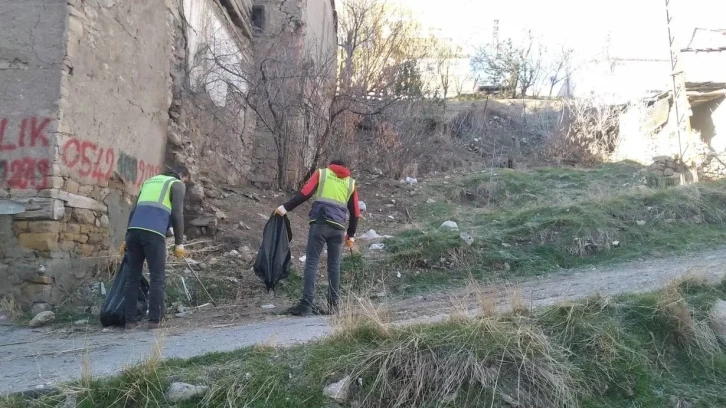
[314,168,355,207]
[309,168,355,228]
[127,175,180,236]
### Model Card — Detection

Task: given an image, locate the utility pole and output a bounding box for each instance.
[493,19,500,57]
[664,0,697,182]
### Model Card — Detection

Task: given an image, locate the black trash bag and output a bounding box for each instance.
[254,213,293,292]
[100,255,150,327]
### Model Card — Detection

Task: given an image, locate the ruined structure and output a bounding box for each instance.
[611,29,726,183]
[0,0,336,309]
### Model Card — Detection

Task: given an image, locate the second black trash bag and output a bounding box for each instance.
[254,213,293,292]
[100,254,150,327]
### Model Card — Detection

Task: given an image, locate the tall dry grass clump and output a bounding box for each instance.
[657,279,721,358]
[351,318,580,408]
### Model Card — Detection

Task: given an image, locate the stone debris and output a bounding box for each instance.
[440,221,459,231]
[29,311,55,327]
[165,382,209,403]
[323,376,352,404]
[358,229,392,240]
[460,232,474,246]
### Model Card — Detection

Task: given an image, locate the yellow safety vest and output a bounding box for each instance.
[314,168,355,208]
[128,175,180,236]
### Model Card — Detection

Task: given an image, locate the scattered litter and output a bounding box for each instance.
[502,243,511,248]
[370,243,385,251]
[299,255,307,263]
[180,277,192,301]
[636,220,646,226]
[359,201,367,212]
[73,319,88,326]
[358,229,392,240]
[460,232,474,246]
[100,282,106,296]
[258,213,268,220]
[261,304,276,309]
[390,199,396,204]
[387,215,395,220]
[227,250,240,257]
[238,221,250,230]
[426,198,436,204]
[440,221,459,231]
[396,271,402,278]
[612,241,620,247]
[405,177,418,185]
[196,303,213,309]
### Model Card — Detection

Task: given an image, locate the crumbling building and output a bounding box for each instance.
[0,0,336,309]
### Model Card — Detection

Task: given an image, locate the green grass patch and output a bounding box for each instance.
[7,283,726,407]
[378,174,726,293]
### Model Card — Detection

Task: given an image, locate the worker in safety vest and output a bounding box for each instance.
[276,159,360,316]
[121,166,190,330]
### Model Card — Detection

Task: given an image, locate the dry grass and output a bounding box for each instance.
[351,317,580,408]
[657,278,721,358]
[0,296,23,321]
[332,292,390,339]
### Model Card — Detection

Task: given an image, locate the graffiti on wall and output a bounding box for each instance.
[1,117,161,191]
[0,117,52,190]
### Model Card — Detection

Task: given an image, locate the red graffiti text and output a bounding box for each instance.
[0,117,53,191]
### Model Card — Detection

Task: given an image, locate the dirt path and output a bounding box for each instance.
[2,248,726,395]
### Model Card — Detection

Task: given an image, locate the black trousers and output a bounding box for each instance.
[124,229,166,324]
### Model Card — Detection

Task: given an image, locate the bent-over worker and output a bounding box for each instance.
[121,166,190,330]
[276,159,360,316]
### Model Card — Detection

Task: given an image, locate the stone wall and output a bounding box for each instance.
[0,0,173,309]
[0,0,337,309]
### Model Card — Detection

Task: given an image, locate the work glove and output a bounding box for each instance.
[120,242,126,253]
[173,245,185,259]
[345,235,355,249]
[275,205,287,216]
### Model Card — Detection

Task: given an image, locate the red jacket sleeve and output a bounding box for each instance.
[283,170,319,211]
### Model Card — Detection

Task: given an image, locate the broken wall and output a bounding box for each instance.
[248,0,337,188]
[0,0,68,308]
[1,0,174,309]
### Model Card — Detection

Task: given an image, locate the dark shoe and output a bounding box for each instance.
[124,322,139,331]
[288,300,313,317]
[147,322,161,330]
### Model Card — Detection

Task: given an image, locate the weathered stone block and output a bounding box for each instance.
[87,233,106,244]
[78,185,94,195]
[18,233,59,251]
[79,244,95,256]
[72,208,96,225]
[28,221,63,233]
[59,240,77,252]
[80,225,93,234]
[64,179,80,194]
[13,221,29,232]
[66,223,82,234]
[19,282,52,305]
[26,275,53,284]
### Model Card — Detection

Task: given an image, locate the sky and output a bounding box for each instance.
[388,0,724,60]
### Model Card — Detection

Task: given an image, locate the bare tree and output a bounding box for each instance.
[547,46,574,97]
